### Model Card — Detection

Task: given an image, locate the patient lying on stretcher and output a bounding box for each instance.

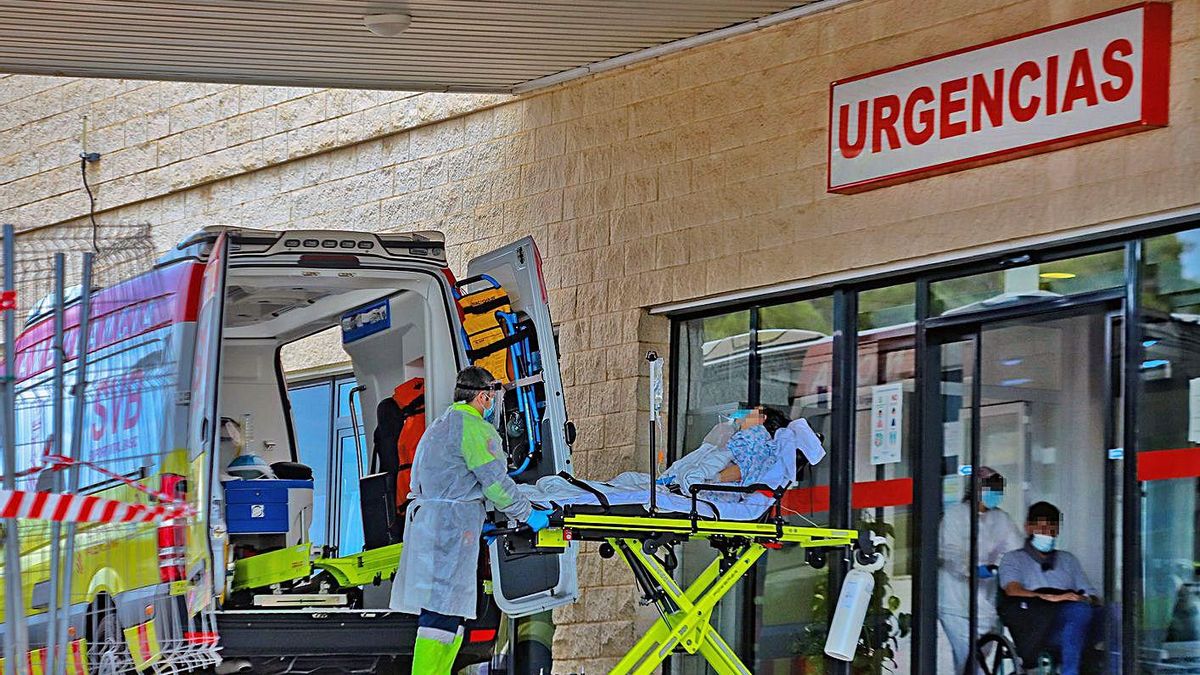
[517,407,826,519]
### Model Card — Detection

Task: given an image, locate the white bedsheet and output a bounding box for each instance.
[517,471,776,521]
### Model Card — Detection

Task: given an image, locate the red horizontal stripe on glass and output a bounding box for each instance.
[1138,448,1200,482]
[781,477,914,515]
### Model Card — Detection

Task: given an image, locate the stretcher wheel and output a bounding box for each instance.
[805,548,827,569]
[599,542,615,559]
[642,539,659,555]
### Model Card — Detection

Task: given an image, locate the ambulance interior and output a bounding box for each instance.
[207,247,576,614]
[213,265,456,602]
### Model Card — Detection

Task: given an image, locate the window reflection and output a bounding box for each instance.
[1140,230,1200,673]
[854,285,916,674]
[753,298,835,672]
[931,249,1124,316]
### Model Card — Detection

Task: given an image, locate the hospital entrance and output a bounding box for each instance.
[929,296,1124,673]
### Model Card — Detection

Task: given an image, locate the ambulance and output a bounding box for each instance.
[0,227,578,674]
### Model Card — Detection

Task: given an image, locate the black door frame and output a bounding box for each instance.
[916,287,1132,673]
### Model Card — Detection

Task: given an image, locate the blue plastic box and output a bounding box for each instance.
[225,479,314,535]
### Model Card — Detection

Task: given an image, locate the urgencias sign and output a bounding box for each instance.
[827,2,1170,194]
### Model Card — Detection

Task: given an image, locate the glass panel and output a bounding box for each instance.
[675,311,752,454]
[338,431,366,556]
[1139,230,1200,673]
[854,284,916,674]
[752,297,835,673]
[979,314,1115,673]
[673,310,750,675]
[287,381,333,548]
[936,337,975,674]
[931,249,1125,316]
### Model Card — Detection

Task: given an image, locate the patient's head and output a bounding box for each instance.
[760,407,790,436]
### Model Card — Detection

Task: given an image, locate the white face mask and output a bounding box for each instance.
[1031,533,1056,553]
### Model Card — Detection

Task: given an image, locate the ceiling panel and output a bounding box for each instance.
[0,0,839,93]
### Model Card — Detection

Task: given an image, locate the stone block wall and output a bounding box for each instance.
[2,0,1198,670]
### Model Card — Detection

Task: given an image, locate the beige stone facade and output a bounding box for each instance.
[2,0,1197,670]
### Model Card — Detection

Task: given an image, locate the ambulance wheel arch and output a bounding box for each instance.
[87,594,128,665]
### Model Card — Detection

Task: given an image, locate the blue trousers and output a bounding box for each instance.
[1044,601,1103,675]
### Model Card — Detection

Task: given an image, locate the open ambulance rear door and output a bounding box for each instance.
[187,233,229,602]
[466,237,578,617]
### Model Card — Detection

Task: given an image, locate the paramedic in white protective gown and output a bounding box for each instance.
[938,466,1024,674]
[390,366,552,675]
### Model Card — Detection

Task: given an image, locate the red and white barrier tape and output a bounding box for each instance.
[0,448,195,524]
[0,487,193,524]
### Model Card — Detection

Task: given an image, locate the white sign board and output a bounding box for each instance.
[828,3,1171,193]
[1189,377,1200,443]
[870,382,904,465]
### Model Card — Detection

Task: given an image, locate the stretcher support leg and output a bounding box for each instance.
[609,537,764,675]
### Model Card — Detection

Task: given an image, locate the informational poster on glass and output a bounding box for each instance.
[870,382,903,464]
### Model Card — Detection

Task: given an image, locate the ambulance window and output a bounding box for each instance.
[285,373,363,555]
[289,380,333,548]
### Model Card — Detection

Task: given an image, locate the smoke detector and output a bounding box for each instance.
[363,13,412,37]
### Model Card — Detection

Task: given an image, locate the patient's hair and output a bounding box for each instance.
[760,406,790,436]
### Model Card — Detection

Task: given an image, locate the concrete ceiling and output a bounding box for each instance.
[0,1,841,93]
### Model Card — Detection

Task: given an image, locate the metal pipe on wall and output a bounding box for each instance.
[45,253,66,675]
[2,223,30,674]
[55,252,92,675]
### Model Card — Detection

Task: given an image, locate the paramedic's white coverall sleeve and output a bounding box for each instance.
[460,405,533,523]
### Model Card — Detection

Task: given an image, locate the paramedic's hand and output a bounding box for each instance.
[977,564,994,579]
[524,508,553,533]
[655,475,675,486]
[482,522,498,545]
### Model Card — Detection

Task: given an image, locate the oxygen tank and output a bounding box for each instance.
[825,537,887,661]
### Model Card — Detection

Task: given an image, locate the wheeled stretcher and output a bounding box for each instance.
[490,481,879,675]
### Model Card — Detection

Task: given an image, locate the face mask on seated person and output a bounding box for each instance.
[1031,533,1056,553]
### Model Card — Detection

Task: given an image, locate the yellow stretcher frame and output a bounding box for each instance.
[514,513,863,675]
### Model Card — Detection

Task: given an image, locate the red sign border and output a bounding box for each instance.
[826,2,1172,195]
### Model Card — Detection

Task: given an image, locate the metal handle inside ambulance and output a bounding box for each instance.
[349,385,367,479]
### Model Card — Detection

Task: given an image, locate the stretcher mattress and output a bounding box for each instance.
[516,471,776,521]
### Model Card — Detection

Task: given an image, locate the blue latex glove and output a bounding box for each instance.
[655,475,675,486]
[977,564,994,579]
[525,508,553,533]
[482,522,498,545]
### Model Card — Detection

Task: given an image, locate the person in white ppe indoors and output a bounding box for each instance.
[391,365,552,674]
[938,466,1024,674]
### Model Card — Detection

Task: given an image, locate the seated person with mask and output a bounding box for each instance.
[998,502,1103,675]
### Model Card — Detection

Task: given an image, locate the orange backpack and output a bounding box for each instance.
[391,378,425,509]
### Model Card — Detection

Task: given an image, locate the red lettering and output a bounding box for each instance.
[123,370,142,431]
[970,69,1004,132]
[939,77,968,138]
[1062,48,1099,112]
[903,86,936,146]
[838,101,868,159]
[1101,38,1134,102]
[92,380,110,441]
[871,95,902,153]
[1046,55,1059,115]
[1009,60,1042,123]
